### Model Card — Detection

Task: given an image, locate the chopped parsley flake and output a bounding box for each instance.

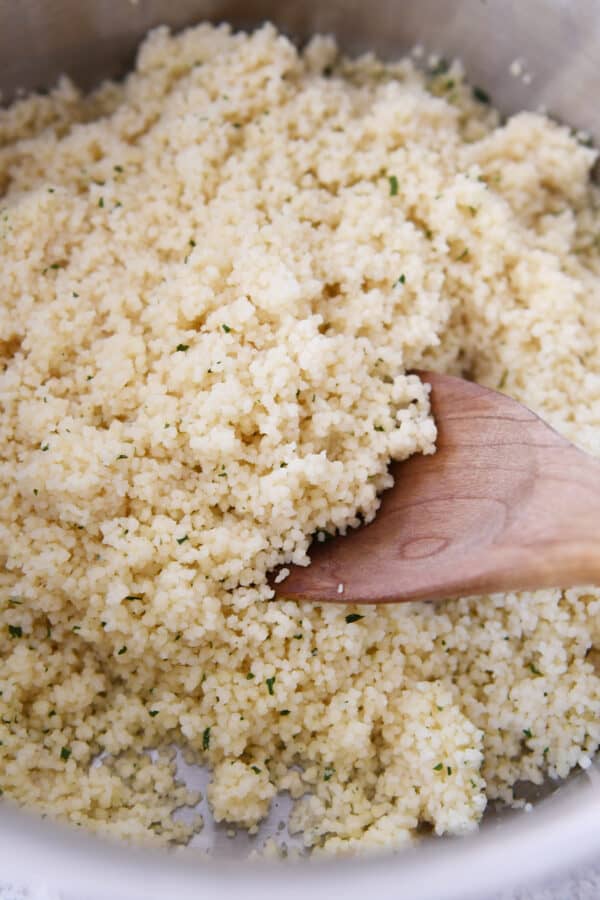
[251,765,261,774]
[266,676,276,695]
[41,444,49,452]
[433,762,443,771]
[374,425,385,432]
[98,197,104,208]
[202,726,211,750]
[529,663,543,676]
[279,709,290,716]
[116,454,127,460]
[473,86,490,104]
[447,766,452,775]
[323,767,335,781]
[60,747,71,761]
[175,343,189,352]
[523,728,532,739]
[345,614,364,624]
[396,274,406,286]
[222,324,232,333]
[388,174,399,196]
[8,625,22,638]
[117,645,127,655]
[246,672,255,680]
[176,535,189,545]
[114,165,124,173]
[148,709,159,717]
[430,59,449,77]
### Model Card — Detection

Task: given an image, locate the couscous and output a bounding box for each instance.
[1,23,599,853]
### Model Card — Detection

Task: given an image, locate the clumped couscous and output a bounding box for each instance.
[1,23,599,853]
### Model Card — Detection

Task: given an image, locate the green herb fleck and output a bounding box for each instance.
[175,343,189,352]
[251,765,261,774]
[266,676,276,695]
[48,710,56,718]
[447,766,452,775]
[222,324,232,333]
[125,595,142,601]
[473,86,490,104]
[529,662,543,676]
[8,625,22,638]
[470,779,478,789]
[293,634,303,640]
[430,59,449,77]
[374,425,385,432]
[444,79,455,90]
[116,454,127,460]
[117,645,127,655]
[395,274,406,286]
[388,175,399,196]
[433,762,443,771]
[543,747,549,756]
[279,709,290,716]
[148,709,159,717]
[114,165,124,173]
[323,766,335,781]
[523,728,532,739]
[246,672,255,680]
[98,197,104,208]
[60,747,71,761]
[345,614,364,624]
[176,535,189,545]
[279,461,288,468]
[202,726,211,750]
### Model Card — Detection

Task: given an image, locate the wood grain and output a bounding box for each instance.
[272,371,600,604]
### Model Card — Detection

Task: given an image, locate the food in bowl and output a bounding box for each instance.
[1,21,599,853]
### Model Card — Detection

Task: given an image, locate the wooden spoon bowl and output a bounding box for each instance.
[271,372,600,604]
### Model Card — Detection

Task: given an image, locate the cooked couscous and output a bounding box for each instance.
[1,22,599,853]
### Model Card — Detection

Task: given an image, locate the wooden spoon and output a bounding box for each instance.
[271,371,600,604]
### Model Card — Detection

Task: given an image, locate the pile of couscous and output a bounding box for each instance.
[1,23,599,853]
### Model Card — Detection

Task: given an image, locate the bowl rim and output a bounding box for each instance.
[0,767,598,900]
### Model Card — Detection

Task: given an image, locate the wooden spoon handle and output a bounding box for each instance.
[275,373,600,604]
